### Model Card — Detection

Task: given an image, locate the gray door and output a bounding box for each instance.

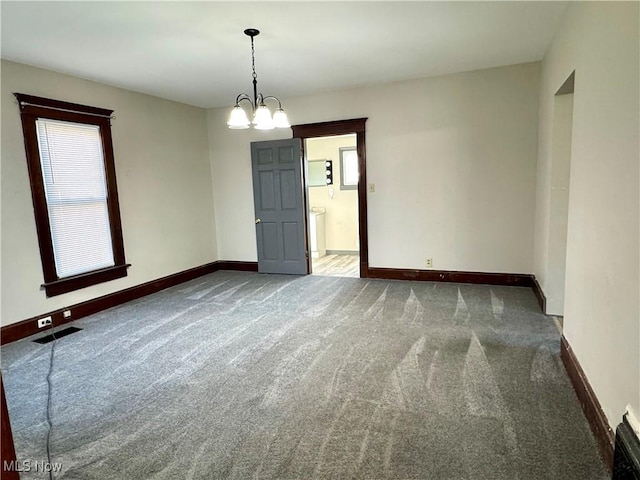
[251,138,307,274]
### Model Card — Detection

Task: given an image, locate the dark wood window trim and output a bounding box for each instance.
[292,118,369,277]
[14,93,129,297]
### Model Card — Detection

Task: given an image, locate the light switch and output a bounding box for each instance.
[369,183,375,193]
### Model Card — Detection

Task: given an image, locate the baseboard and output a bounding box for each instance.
[326,250,359,256]
[0,260,258,345]
[367,267,534,287]
[560,335,615,471]
[532,277,546,313]
[215,261,259,272]
[1,377,19,480]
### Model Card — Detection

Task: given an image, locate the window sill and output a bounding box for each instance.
[42,264,131,297]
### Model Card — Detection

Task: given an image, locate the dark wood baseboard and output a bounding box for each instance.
[367,267,534,287]
[215,261,258,272]
[1,260,258,345]
[532,277,546,313]
[1,377,19,480]
[560,335,615,471]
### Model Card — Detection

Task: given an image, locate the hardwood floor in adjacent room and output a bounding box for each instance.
[311,254,359,277]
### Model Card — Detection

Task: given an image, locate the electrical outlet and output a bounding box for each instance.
[425,258,433,268]
[38,316,52,328]
[63,310,72,318]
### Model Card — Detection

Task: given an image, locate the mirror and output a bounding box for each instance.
[309,160,332,187]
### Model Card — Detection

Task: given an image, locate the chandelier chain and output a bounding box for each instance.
[251,36,257,81]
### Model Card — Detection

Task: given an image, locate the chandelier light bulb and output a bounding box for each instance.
[273,108,290,128]
[227,105,251,129]
[253,104,274,130]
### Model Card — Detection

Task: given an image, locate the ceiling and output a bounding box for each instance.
[1,1,568,109]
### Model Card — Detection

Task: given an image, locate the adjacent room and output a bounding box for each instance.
[1,2,638,479]
[306,134,360,278]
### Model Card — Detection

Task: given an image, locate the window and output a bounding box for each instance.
[339,147,358,190]
[15,93,129,297]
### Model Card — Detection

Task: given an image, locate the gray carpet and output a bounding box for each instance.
[1,271,608,479]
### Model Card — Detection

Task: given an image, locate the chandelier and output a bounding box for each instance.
[227,29,290,130]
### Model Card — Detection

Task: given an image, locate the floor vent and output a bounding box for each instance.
[33,327,83,344]
[613,416,640,479]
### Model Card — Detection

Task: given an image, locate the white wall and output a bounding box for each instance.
[533,2,639,428]
[206,122,290,261]
[208,62,540,272]
[1,60,217,327]
[307,135,359,252]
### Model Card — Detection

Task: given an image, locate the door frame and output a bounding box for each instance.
[292,118,369,278]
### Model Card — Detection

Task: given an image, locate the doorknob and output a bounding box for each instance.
[255,218,261,224]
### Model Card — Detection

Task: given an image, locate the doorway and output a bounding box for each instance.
[306,134,359,277]
[546,71,574,316]
[292,118,369,278]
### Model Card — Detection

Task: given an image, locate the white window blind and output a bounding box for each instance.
[35,118,115,278]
